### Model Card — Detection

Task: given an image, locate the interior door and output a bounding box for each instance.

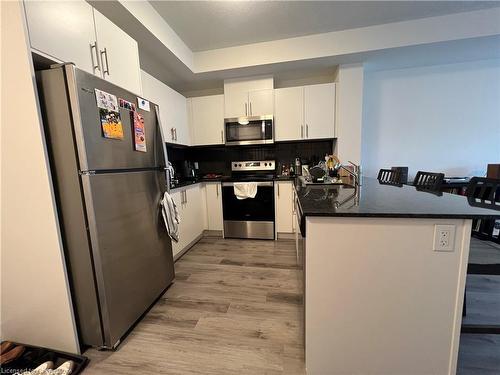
[93,9,142,95]
[304,83,335,139]
[83,169,173,347]
[25,0,97,75]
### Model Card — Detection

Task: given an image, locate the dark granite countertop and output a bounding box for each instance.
[170,175,297,190]
[296,177,500,219]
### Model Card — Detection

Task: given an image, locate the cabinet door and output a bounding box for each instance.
[191,95,224,145]
[184,185,204,244]
[248,89,274,116]
[224,90,248,118]
[170,190,184,258]
[171,91,190,146]
[93,9,142,95]
[275,181,294,233]
[304,83,335,140]
[274,87,304,141]
[24,0,97,75]
[205,183,223,231]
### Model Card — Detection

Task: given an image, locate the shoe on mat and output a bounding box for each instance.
[0,344,25,365]
[0,341,15,355]
[15,360,54,375]
[54,360,75,375]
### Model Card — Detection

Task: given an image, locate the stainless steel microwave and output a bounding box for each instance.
[224,115,273,146]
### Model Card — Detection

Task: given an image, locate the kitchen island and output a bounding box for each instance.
[295,178,499,375]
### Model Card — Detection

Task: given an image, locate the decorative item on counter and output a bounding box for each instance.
[295,158,302,176]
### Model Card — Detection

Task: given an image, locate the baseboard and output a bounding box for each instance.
[203,230,223,237]
[173,233,204,262]
[277,232,295,240]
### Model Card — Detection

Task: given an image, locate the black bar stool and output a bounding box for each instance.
[377,168,402,185]
[462,177,500,334]
[413,171,445,192]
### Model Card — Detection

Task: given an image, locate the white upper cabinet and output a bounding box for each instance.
[248,89,274,117]
[24,0,97,75]
[141,71,189,146]
[274,83,336,141]
[224,77,274,118]
[190,95,225,146]
[93,10,142,94]
[24,0,142,94]
[304,83,336,140]
[224,90,250,118]
[275,86,304,142]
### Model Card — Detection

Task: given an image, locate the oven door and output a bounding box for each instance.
[222,181,275,239]
[225,116,273,146]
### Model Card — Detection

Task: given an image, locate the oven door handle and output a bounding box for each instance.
[222,181,274,187]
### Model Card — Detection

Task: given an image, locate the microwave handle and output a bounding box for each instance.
[262,120,266,139]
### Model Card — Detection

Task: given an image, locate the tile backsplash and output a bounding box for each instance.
[167,139,335,176]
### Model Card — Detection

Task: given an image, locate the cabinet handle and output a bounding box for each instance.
[100,48,110,76]
[249,102,252,116]
[174,128,177,141]
[185,190,188,204]
[216,184,219,197]
[171,128,174,141]
[221,130,224,143]
[277,183,280,197]
[90,42,101,74]
[301,125,304,139]
[306,124,309,138]
[245,102,248,116]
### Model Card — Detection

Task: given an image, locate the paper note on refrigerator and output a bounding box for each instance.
[95,89,118,111]
[100,109,124,140]
[137,97,150,111]
[132,111,147,152]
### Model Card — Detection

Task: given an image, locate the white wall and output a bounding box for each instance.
[0,1,79,353]
[362,59,500,179]
[336,63,364,165]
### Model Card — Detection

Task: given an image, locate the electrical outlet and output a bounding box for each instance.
[433,225,456,251]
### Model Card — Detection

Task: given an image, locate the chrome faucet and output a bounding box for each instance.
[336,161,361,187]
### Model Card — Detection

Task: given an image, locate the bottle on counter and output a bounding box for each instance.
[295,158,302,176]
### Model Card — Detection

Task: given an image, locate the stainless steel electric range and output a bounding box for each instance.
[222,160,275,240]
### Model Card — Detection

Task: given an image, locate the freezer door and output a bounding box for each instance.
[70,66,163,171]
[82,170,174,347]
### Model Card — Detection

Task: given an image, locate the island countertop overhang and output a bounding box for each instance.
[295,178,500,220]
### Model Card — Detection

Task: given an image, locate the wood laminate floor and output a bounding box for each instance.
[84,238,305,375]
[84,237,500,374]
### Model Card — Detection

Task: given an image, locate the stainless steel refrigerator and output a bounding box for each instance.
[36,64,175,350]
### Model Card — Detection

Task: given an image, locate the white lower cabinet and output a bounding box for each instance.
[204,182,223,231]
[275,181,294,234]
[171,184,206,259]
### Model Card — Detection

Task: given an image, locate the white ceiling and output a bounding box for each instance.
[149,1,500,52]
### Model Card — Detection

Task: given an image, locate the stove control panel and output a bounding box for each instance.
[231,160,275,172]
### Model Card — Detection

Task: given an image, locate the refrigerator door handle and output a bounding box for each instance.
[154,105,170,191]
